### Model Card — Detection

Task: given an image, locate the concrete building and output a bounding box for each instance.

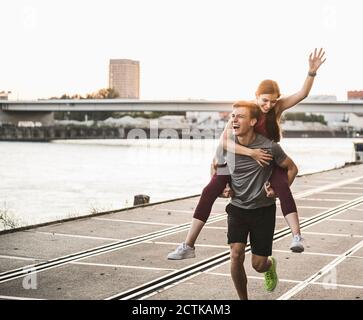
[186,111,229,129]
[305,95,337,102]
[109,59,140,99]
[304,95,346,124]
[0,91,11,100]
[346,91,363,130]
[348,113,363,130]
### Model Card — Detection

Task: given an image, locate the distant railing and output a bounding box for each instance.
[1,100,363,113]
[0,124,358,141]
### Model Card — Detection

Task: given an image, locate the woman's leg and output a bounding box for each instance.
[185,218,206,248]
[187,173,231,247]
[167,173,230,260]
[269,166,304,252]
[269,166,300,234]
[283,212,301,236]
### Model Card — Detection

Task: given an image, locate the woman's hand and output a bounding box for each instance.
[219,184,234,198]
[264,182,276,198]
[309,48,326,73]
[250,149,273,167]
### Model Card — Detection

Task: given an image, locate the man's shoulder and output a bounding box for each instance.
[253,134,274,147]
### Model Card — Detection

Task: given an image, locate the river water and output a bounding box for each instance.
[0,138,359,229]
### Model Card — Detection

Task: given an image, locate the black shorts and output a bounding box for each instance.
[226,203,276,257]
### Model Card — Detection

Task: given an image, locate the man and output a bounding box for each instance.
[225,100,298,300]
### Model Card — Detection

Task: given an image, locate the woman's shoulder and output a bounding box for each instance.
[273,100,284,117]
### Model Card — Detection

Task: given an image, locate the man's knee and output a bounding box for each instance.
[230,245,245,262]
[252,256,268,273]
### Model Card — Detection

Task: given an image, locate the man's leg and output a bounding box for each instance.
[251,254,271,273]
[230,243,248,300]
[252,254,278,292]
[250,205,278,292]
[227,204,249,299]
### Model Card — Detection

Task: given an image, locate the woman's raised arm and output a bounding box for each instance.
[277,48,326,114]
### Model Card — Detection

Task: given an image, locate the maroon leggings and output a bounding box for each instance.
[193,166,297,222]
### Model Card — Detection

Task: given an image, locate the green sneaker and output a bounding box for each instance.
[264,256,278,292]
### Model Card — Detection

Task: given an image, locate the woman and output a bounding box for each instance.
[167,48,326,260]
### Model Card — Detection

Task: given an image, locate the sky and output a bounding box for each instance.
[1,0,362,101]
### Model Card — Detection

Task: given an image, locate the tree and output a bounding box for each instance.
[52,88,120,121]
[86,88,119,99]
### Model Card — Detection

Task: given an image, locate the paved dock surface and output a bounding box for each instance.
[0,164,362,300]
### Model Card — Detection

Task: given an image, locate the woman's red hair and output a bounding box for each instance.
[256,79,281,98]
[256,79,282,142]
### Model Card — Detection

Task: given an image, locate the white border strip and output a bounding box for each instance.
[297,206,331,209]
[303,231,363,238]
[312,282,363,290]
[149,240,229,249]
[92,217,177,227]
[320,192,363,195]
[0,255,39,261]
[271,249,339,257]
[27,230,122,242]
[0,295,45,300]
[339,186,363,190]
[302,198,347,202]
[206,272,302,284]
[70,261,176,272]
[328,218,363,223]
[158,209,195,214]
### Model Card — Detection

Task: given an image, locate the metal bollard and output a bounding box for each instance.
[133,194,150,206]
[354,142,363,162]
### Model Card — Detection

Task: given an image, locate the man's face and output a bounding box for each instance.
[231,107,256,136]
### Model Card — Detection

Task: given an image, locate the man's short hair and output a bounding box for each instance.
[232,100,260,120]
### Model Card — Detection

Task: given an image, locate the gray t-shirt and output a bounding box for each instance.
[226,133,287,210]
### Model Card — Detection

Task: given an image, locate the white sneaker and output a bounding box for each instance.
[290,235,304,253]
[167,242,196,260]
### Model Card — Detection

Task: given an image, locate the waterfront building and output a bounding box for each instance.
[109,59,140,99]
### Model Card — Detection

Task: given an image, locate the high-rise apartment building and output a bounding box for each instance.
[348,90,363,100]
[109,59,140,99]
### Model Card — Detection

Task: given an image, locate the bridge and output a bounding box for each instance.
[1,99,363,126]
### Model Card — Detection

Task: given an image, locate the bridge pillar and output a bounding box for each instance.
[0,110,54,126]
